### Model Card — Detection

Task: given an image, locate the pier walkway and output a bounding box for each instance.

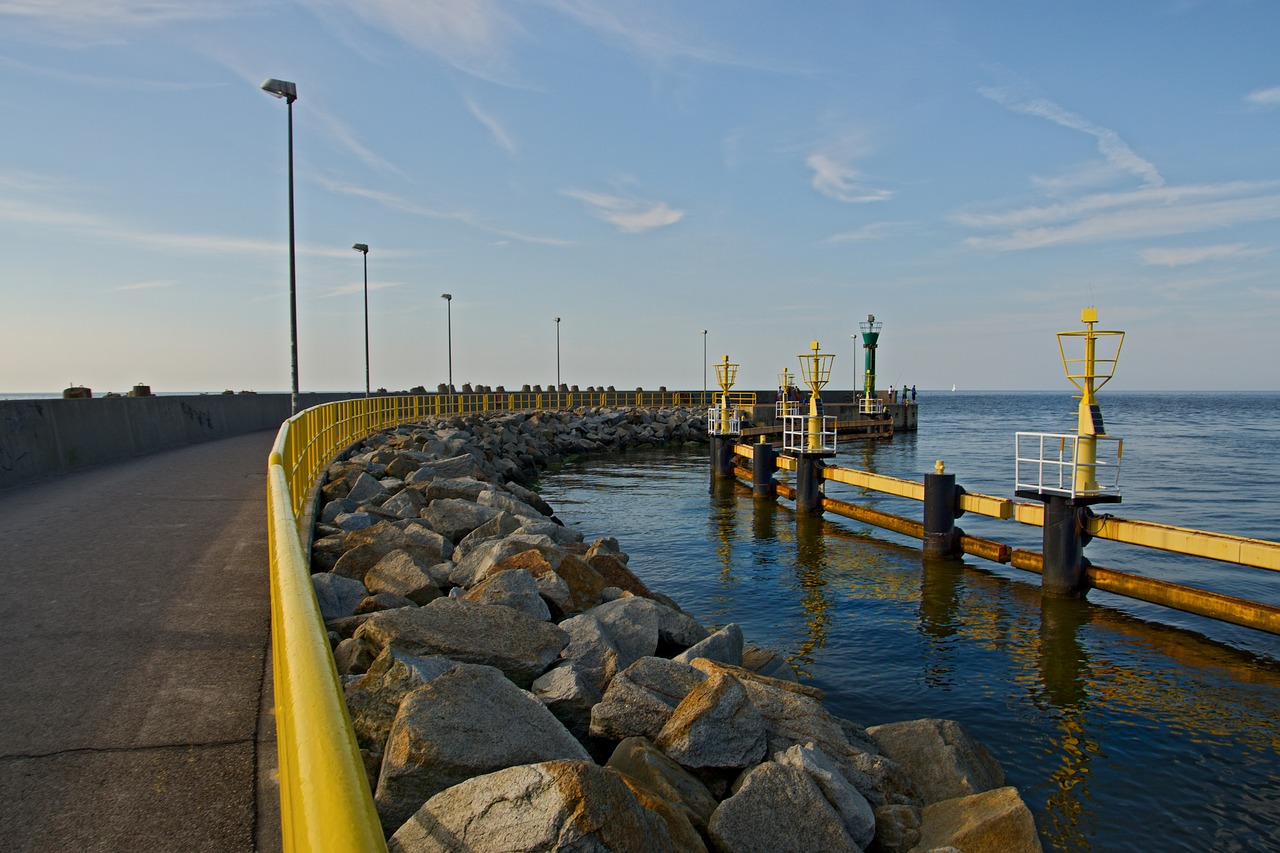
[0,431,280,852]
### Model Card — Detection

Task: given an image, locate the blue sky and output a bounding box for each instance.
[1,1,1278,394]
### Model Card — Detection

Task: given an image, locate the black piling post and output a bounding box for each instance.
[794,456,824,515]
[1041,495,1090,598]
[752,440,776,500]
[709,435,735,483]
[923,466,964,558]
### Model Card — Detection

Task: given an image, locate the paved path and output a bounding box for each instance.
[0,431,281,852]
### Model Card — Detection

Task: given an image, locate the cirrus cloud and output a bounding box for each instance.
[562,188,684,233]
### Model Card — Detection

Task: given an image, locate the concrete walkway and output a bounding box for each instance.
[0,431,281,852]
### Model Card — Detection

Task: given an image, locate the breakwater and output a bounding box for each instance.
[309,406,1042,851]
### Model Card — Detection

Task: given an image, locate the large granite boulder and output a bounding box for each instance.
[654,672,767,771]
[387,760,704,853]
[354,598,567,688]
[345,647,457,770]
[555,613,623,694]
[673,623,744,667]
[460,568,551,621]
[774,742,875,849]
[916,786,1043,853]
[590,657,708,742]
[363,550,442,605]
[530,663,601,744]
[312,572,369,621]
[417,498,500,544]
[866,717,1005,805]
[375,665,591,832]
[707,761,860,853]
[605,736,718,833]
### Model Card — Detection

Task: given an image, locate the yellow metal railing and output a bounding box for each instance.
[267,389,710,850]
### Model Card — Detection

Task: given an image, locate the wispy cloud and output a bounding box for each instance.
[465,95,517,154]
[562,188,684,233]
[0,0,239,39]
[825,221,911,244]
[112,279,177,291]
[1140,243,1269,267]
[0,54,223,91]
[805,130,892,204]
[298,0,524,85]
[980,86,1163,187]
[1245,85,1280,108]
[956,182,1280,251]
[318,176,572,246]
[309,106,407,177]
[540,0,745,68]
[323,280,405,297]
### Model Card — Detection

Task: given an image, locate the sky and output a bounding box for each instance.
[1,1,1278,395]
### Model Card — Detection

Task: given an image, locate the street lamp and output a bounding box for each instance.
[261,77,299,414]
[441,293,452,391]
[701,327,711,404]
[353,243,369,396]
[553,316,561,389]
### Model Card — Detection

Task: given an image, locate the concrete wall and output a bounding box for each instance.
[0,393,357,491]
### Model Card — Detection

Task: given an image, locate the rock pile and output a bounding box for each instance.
[310,407,1043,852]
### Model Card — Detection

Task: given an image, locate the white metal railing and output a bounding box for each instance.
[775,399,802,420]
[707,406,741,436]
[1015,432,1123,498]
[783,414,836,454]
[859,397,885,416]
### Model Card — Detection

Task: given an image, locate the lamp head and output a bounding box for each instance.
[352,243,368,254]
[260,78,297,103]
[441,293,452,301]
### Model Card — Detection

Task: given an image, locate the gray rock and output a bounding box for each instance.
[418,476,489,502]
[375,664,591,830]
[333,636,377,675]
[775,742,876,849]
[477,489,545,521]
[451,536,560,589]
[513,519,583,545]
[460,568,551,621]
[866,718,1005,805]
[379,488,427,519]
[740,645,795,682]
[354,598,568,688]
[334,511,376,531]
[312,573,370,621]
[417,498,501,544]
[387,760,704,853]
[871,804,923,853]
[503,481,555,516]
[452,512,522,561]
[673,622,744,667]
[531,662,602,744]
[590,657,708,742]
[655,671,766,771]
[556,613,622,694]
[345,647,457,767]
[364,550,443,605]
[355,593,418,614]
[347,471,391,505]
[916,786,1043,853]
[605,736,718,833]
[583,597,659,669]
[708,761,860,853]
[404,453,489,483]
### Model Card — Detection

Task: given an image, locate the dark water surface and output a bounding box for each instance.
[537,392,1280,853]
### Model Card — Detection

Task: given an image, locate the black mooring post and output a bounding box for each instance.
[709,436,735,483]
[1042,495,1089,598]
[923,472,962,558]
[794,456,824,515]
[752,440,776,500]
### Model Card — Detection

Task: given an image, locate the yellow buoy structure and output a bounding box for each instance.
[782,341,837,514]
[707,354,741,482]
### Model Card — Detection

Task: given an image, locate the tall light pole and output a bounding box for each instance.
[554,316,561,389]
[261,77,299,414]
[701,329,708,406]
[440,293,452,391]
[353,243,369,396]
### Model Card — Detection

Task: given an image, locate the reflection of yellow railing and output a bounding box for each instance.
[268,389,705,851]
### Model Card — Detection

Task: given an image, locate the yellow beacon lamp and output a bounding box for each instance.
[713,354,739,436]
[708,354,740,482]
[798,341,834,452]
[1057,308,1124,494]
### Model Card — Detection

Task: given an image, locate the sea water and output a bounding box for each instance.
[537,391,1280,853]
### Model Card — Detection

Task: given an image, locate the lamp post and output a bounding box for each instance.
[352,244,369,396]
[554,316,561,389]
[701,327,711,404]
[440,293,452,391]
[260,77,299,414]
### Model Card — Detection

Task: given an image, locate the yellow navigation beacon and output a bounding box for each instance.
[797,341,835,453]
[712,354,740,437]
[1057,308,1125,494]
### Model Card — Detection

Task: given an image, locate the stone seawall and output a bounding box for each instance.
[310,406,1042,852]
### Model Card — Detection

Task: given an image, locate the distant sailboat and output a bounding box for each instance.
[951,383,957,392]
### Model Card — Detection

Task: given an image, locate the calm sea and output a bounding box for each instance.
[537,391,1280,853]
